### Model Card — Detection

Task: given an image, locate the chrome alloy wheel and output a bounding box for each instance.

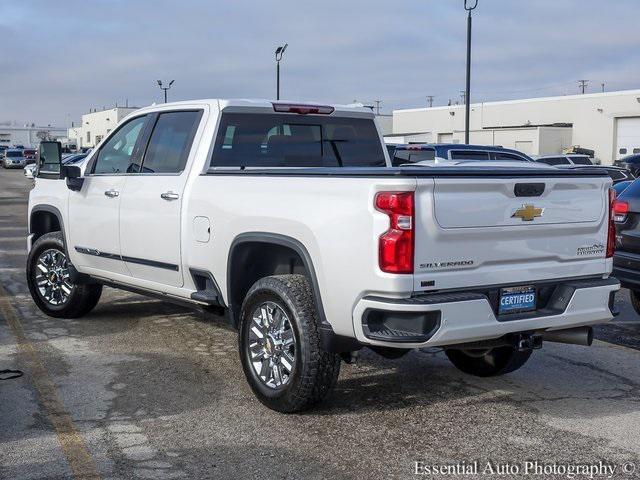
[248,301,296,389]
[34,248,74,306]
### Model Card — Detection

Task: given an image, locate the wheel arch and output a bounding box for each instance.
[30,205,66,246]
[226,233,328,329]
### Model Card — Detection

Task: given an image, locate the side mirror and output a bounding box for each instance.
[60,164,84,191]
[37,141,62,177]
[25,165,35,179]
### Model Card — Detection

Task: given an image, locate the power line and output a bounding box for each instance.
[578,79,589,94]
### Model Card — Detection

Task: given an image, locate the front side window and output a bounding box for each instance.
[92,115,147,174]
[210,113,386,168]
[138,111,202,174]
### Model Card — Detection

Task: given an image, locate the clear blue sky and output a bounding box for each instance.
[1,0,639,126]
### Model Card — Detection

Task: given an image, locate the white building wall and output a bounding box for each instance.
[393,89,640,164]
[0,125,66,148]
[74,107,139,148]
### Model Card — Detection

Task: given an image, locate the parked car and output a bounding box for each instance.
[2,149,26,168]
[26,99,618,412]
[613,180,633,195]
[389,143,533,166]
[614,154,640,177]
[612,179,640,313]
[547,164,634,185]
[25,153,88,179]
[535,154,594,166]
[22,148,37,164]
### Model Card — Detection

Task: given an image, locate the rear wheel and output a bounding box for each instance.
[445,346,532,377]
[26,232,102,318]
[238,274,341,413]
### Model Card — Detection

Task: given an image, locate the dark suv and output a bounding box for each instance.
[387,143,533,167]
[615,154,640,177]
[612,179,640,313]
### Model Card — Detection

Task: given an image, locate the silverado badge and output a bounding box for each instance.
[512,204,544,222]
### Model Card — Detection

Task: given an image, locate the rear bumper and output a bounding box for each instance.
[352,277,620,349]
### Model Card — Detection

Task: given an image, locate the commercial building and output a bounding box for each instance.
[68,106,139,149]
[0,124,67,148]
[389,89,640,164]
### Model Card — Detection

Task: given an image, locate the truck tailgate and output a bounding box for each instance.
[413,175,610,292]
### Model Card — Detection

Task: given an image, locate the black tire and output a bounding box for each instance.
[26,232,102,318]
[445,346,532,377]
[238,274,341,413]
[630,290,640,316]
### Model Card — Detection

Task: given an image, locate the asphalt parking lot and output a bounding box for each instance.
[1,169,640,480]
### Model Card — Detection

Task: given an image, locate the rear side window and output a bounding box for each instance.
[449,150,490,160]
[210,113,386,168]
[139,111,202,174]
[493,152,526,161]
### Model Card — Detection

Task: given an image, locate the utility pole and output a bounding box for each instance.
[464,0,479,144]
[157,80,174,103]
[426,95,434,108]
[578,79,588,94]
[460,90,466,104]
[601,83,605,93]
[275,44,288,100]
[374,100,382,115]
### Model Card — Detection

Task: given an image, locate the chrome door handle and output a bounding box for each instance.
[104,189,119,198]
[160,191,180,201]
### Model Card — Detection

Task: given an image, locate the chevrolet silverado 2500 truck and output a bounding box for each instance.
[27,99,619,412]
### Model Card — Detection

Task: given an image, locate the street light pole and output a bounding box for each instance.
[275,44,288,100]
[464,0,478,144]
[157,79,175,103]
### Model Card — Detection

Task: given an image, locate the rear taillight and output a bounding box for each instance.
[613,199,629,223]
[607,188,617,258]
[375,191,414,273]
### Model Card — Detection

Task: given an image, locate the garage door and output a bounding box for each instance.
[438,133,453,143]
[616,117,640,159]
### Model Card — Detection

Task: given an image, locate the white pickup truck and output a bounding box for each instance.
[27,99,619,412]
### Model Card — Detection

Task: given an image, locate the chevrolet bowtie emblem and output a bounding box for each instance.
[512,204,544,221]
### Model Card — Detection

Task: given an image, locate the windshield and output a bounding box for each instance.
[210,113,386,168]
[7,151,23,158]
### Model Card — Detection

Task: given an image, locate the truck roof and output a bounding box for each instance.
[131,99,375,117]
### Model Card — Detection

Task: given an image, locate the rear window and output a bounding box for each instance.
[537,157,570,165]
[210,113,386,168]
[449,150,490,160]
[569,156,593,165]
[392,149,435,166]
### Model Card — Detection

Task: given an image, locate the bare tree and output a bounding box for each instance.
[35,130,53,142]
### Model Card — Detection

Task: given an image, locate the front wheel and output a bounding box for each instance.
[238,274,341,413]
[26,232,102,318]
[445,346,532,377]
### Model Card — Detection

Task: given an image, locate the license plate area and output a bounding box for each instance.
[499,285,536,315]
